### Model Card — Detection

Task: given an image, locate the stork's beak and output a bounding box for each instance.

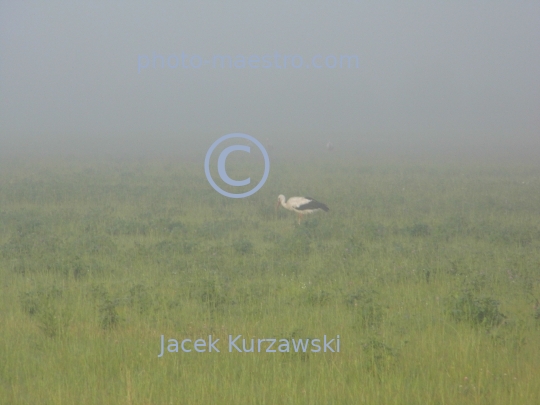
[275,200,280,216]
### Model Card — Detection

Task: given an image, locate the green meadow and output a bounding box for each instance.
[1,156,539,404]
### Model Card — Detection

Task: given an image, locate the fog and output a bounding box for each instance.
[1,2,539,161]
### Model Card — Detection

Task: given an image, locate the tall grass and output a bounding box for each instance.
[1,156,539,404]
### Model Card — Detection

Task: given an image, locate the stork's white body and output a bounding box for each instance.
[277,195,329,223]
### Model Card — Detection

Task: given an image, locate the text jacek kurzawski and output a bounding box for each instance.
[158,335,340,357]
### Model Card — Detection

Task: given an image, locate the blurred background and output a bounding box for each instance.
[1,1,539,161]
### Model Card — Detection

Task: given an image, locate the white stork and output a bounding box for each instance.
[276,195,329,223]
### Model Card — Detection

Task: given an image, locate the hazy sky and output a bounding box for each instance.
[1,1,539,157]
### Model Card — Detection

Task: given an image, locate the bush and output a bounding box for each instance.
[446,289,505,327]
[20,286,70,337]
[404,222,431,237]
[233,239,253,255]
[346,288,383,328]
[100,298,121,330]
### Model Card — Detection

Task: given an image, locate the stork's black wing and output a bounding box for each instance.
[297,198,329,212]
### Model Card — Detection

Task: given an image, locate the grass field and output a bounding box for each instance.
[1,156,539,404]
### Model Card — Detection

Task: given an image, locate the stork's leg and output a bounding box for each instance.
[297,213,303,224]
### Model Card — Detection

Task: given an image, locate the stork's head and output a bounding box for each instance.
[276,194,286,209]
